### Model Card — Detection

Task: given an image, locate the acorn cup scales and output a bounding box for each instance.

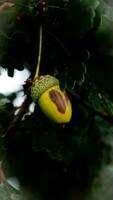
[31,75,72,123]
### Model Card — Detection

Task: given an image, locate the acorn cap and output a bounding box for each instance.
[31,75,59,103]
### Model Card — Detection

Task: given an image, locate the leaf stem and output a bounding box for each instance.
[34,25,43,80]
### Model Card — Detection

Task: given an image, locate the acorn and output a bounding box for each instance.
[31,75,72,123]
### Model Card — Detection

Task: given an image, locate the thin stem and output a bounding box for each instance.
[48,5,70,11]
[44,28,71,58]
[34,25,43,80]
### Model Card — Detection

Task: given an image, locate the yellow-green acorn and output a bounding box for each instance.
[31,75,72,123]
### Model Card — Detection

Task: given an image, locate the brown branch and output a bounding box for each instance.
[75,93,113,124]
[3,96,32,137]
[0,2,15,11]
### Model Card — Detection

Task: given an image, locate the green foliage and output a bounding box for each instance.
[1,0,113,200]
[0,182,21,200]
[0,186,11,200]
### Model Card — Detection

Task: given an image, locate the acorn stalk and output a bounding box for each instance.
[31,26,72,123]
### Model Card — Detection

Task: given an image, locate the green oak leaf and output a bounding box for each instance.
[88,86,113,117]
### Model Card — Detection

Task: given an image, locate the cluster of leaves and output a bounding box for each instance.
[1,0,113,199]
